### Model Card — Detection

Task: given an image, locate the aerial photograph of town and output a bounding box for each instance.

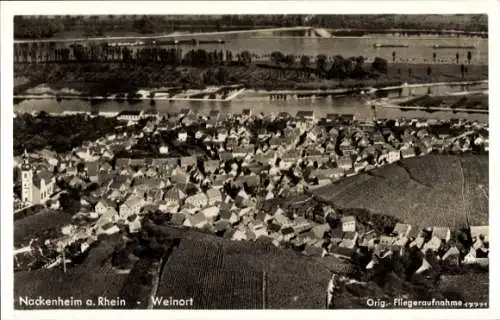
[10,12,489,311]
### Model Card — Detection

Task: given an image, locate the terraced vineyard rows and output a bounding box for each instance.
[313,173,372,201]
[460,156,489,226]
[310,155,488,231]
[156,239,223,309]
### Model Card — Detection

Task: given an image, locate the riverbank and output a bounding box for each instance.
[14,79,488,105]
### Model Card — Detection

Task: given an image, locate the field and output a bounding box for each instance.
[14,209,73,247]
[459,156,489,226]
[312,155,488,231]
[154,228,333,309]
[14,235,128,309]
[438,273,489,303]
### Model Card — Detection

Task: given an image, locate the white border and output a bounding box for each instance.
[1,1,499,320]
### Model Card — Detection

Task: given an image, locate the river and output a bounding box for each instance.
[14,82,488,123]
[142,35,488,65]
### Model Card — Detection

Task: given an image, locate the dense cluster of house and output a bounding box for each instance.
[13,109,489,271]
[323,217,489,272]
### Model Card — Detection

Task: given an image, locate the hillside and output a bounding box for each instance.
[312,154,488,231]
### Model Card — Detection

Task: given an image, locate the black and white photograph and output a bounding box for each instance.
[1,1,498,319]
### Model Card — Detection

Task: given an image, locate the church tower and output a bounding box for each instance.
[21,149,33,203]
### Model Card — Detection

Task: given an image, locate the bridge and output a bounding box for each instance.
[14,26,332,44]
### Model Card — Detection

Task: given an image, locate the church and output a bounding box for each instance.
[21,150,56,205]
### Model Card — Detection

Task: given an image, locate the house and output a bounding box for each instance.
[378,235,394,250]
[386,147,401,163]
[247,225,268,241]
[177,129,188,142]
[164,187,186,207]
[115,158,131,169]
[69,176,86,189]
[393,223,412,238]
[331,246,356,260]
[201,206,220,220]
[441,246,460,265]
[180,156,197,169]
[337,155,353,170]
[391,236,409,253]
[184,192,208,209]
[143,121,156,133]
[310,223,331,240]
[231,230,247,241]
[415,257,432,275]
[206,188,223,206]
[119,195,145,219]
[432,227,451,243]
[339,232,359,249]
[170,213,186,226]
[422,236,442,253]
[463,247,489,266]
[127,214,142,233]
[470,225,489,244]
[220,209,239,225]
[95,199,116,216]
[100,162,112,172]
[296,110,315,122]
[183,212,209,229]
[204,160,220,174]
[409,234,426,249]
[117,110,142,122]
[400,146,416,159]
[273,211,291,227]
[159,146,169,154]
[281,227,295,242]
[359,231,378,249]
[341,216,356,233]
[96,222,120,236]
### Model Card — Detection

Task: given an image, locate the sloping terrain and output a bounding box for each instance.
[312,154,488,231]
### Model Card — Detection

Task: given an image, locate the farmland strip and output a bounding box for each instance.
[262,271,267,309]
[457,158,470,228]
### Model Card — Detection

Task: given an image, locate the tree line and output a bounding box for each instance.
[14,42,391,76]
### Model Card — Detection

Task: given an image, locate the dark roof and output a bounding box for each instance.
[171,213,186,225]
[281,227,295,235]
[117,110,141,116]
[268,222,282,233]
[296,110,314,118]
[331,246,356,258]
[326,113,340,119]
[115,158,130,168]
[33,171,53,188]
[86,161,99,177]
[220,208,234,220]
[340,114,354,121]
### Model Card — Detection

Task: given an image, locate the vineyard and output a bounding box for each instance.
[14,254,128,309]
[459,156,489,226]
[152,229,333,309]
[311,155,488,231]
[156,239,263,309]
